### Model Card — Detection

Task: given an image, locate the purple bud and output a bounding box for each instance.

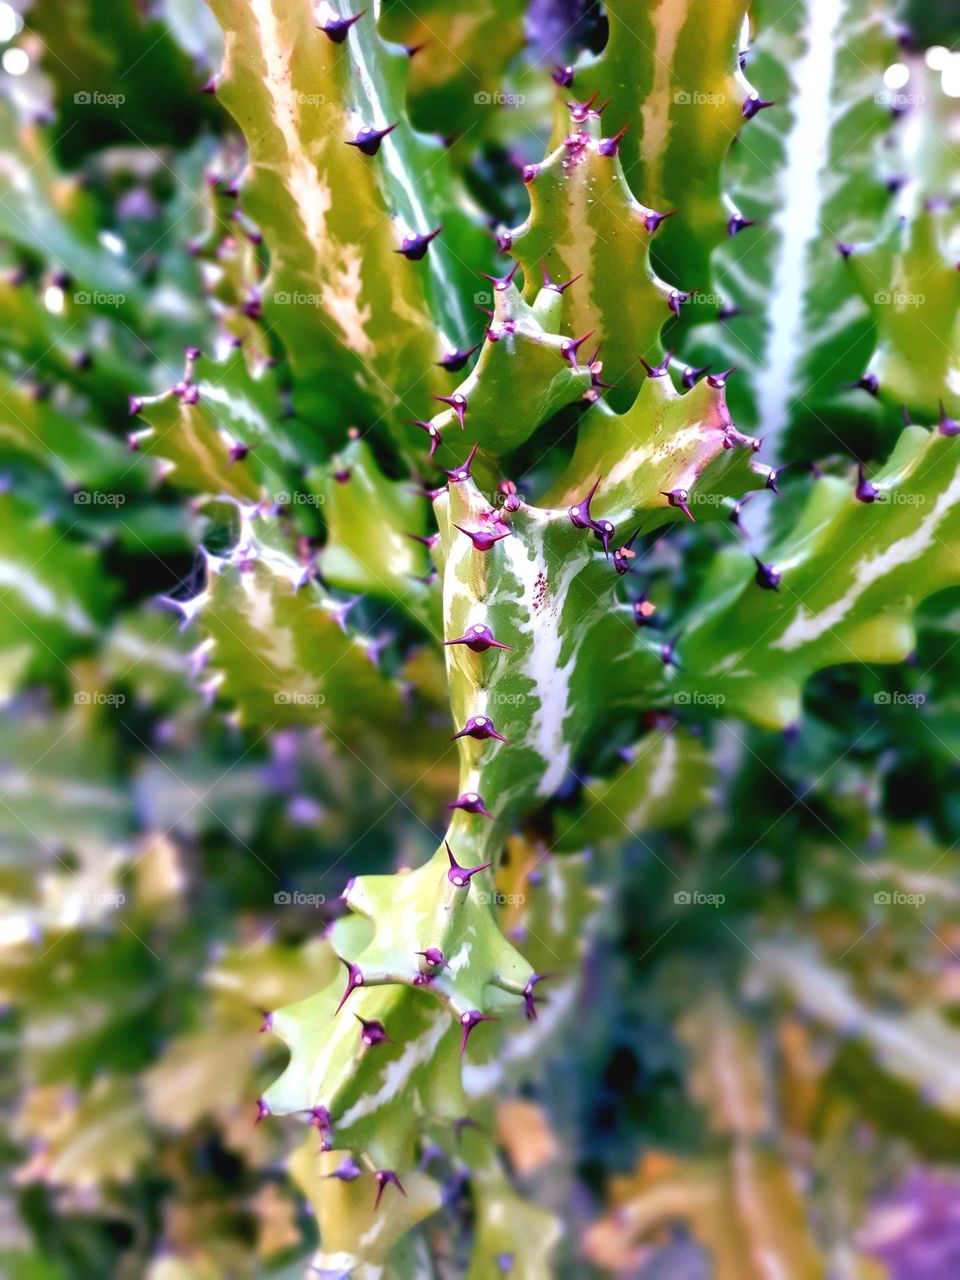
[451,715,509,744]
[593,518,615,556]
[754,558,781,591]
[448,791,493,818]
[335,958,364,1014]
[318,7,365,43]
[479,260,520,292]
[345,123,397,155]
[521,162,539,183]
[706,367,736,389]
[356,1015,390,1047]
[128,395,143,416]
[395,226,442,260]
[229,441,251,463]
[444,624,511,652]
[566,91,600,122]
[259,1010,273,1033]
[406,531,440,551]
[568,477,601,529]
[493,226,513,253]
[837,241,855,260]
[856,373,879,397]
[200,75,218,95]
[459,1009,497,1055]
[374,1169,406,1208]
[445,842,493,889]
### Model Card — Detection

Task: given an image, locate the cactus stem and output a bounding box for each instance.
[396,226,442,260]
[345,123,397,155]
[334,958,365,1014]
[444,624,511,652]
[451,715,509,744]
[317,6,365,43]
[448,791,493,818]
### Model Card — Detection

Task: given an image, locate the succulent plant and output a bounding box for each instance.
[2,1,959,1277]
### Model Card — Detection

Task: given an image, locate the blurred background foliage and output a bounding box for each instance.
[0,0,958,1277]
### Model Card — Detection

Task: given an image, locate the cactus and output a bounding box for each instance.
[3,1,960,1276]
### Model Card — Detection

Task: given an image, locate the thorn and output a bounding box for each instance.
[395,226,442,260]
[453,1115,484,1145]
[327,1157,362,1182]
[593,518,616,556]
[837,241,855,259]
[754,557,781,591]
[742,93,775,120]
[613,531,639,576]
[448,791,493,818]
[568,477,601,530]
[541,261,581,294]
[706,367,736,389]
[765,466,783,494]
[128,395,143,416]
[438,342,482,372]
[451,715,509,744]
[444,624,511,652]
[855,463,880,503]
[255,1098,270,1124]
[493,226,513,253]
[374,1170,406,1209]
[662,488,695,522]
[939,401,960,437]
[479,260,520,292]
[633,595,657,626]
[259,1010,273,1033]
[335,958,365,1013]
[552,64,574,88]
[228,441,252,464]
[560,329,595,368]
[356,1014,390,1047]
[433,392,468,429]
[405,532,440,551]
[200,75,218,95]
[318,7,365,43]
[345,123,397,155]
[598,124,629,157]
[566,91,599,122]
[445,442,479,484]
[454,522,511,552]
[445,842,493,888]
[460,1010,497,1055]
[667,286,697,316]
[682,364,711,389]
[417,947,447,968]
[640,351,673,379]
[523,973,553,1021]
[410,418,441,458]
[643,208,677,234]
[727,212,756,237]
[522,163,540,183]
[854,373,879,397]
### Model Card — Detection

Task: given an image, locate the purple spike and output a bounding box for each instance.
[374,1169,406,1209]
[459,1009,497,1055]
[255,1098,270,1124]
[707,367,736,389]
[446,842,493,889]
[754,558,781,591]
[356,1015,390,1047]
[662,488,695,522]
[335,958,364,1014]
[560,329,595,368]
[593,518,615,556]
[682,364,711,389]
[451,715,509,744]
[434,392,468,429]
[939,401,960,437]
[200,75,218,95]
[640,351,673,379]
[318,7,365,43]
[837,241,855,260]
[410,418,441,458]
[667,286,696,317]
[856,373,879,397]
[598,124,629,157]
[229,441,251,464]
[633,595,657,627]
[417,947,446,968]
[765,466,783,494]
[567,91,599,122]
[493,226,513,253]
[406,531,440,551]
[552,64,574,88]
[453,522,511,552]
[855,463,880,503]
[523,973,553,1021]
[128,395,143,416]
[522,163,540,184]
[327,1157,363,1182]
[742,93,775,120]
[345,123,397,155]
[448,790,493,818]
[396,226,442,260]
[479,260,520,292]
[541,261,581,294]
[438,342,482,372]
[444,624,511,652]
[259,1009,273,1033]
[727,212,756,237]
[445,442,479,484]
[613,531,638,576]
[569,477,601,530]
[643,207,677,234]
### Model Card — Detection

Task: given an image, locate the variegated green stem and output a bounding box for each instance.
[206,0,486,457]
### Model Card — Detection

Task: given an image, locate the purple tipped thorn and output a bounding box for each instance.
[633,595,657,627]
[448,791,493,818]
[410,419,441,458]
[335,958,364,1014]
[598,124,629,157]
[374,1169,406,1209]
[444,624,511,652]
[417,947,446,968]
[445,442,479,484]
[327,1157,362,1182]
[662,488,695,522]
[613,532,638,577]
[593,518,616,556]
[939,401,960,437]
[396,226,442,260]
[356,1015,390,1047]
[451,715,509,744]
[640,351,673,379]
[438,342,482,372]
[754,558,781,591]
[522,164,540,183]
[128,395,143,416]
[318,7,365,43]
[406,532,440,551]
[433,392,468,429]
[229,441,251,464]
[459,1009,497,1055]
[682,364,711,389]
[255,1098,270,1124]
[569,477,602,530]
[856,373,879,397]
[837,241,855,260]
[259,1010,273,1033]
[727,212,756,237]
[742,93,775,120]
[855,463,880,503]
[493,226,513,253]
[552,64,575,88]
[446,842,494,889]
[560,329,595,368]
[706,367,736,389]
[454,522,510,552]
[541,261,581,294]
[567,91,599,122]
[765,466,782,495]
[643,207,677,234]
[200,75,218,95]
[523,973,553,1021]
[667,286,696,317]
[345,123,397,155]
[479,260,520,292]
